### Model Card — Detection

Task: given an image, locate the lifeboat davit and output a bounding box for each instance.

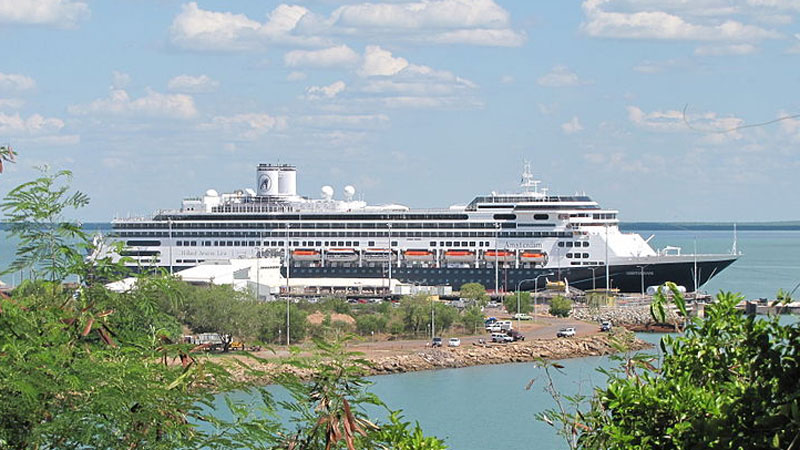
[292,248,321,261]
[404,249,435,262]
[520,250,547,264]
[444,249,475,263]
[325,248,359,262]
[363,248,398,262]
[483,249,515,263]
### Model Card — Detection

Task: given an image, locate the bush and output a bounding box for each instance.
[549,295,572,317]
[504,291,533,314]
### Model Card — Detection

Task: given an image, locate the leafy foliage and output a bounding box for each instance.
[504,291,533,314]
[459,282,489,306]
[549,295,573,317]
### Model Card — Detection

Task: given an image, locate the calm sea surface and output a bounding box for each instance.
[2,227,799,449]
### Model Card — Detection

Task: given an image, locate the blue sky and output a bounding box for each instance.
[0,0,798,222]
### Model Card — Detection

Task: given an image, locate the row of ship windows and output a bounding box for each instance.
[117,221,516,230]
[173,240,504,248]
[566,253,590,258]
[119,230,574,239]
[558,241,590,248]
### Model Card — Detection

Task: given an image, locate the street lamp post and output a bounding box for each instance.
[589,266,598,291]
[494,223,500,296]
[516,272,554,325]
[637,265,646,297]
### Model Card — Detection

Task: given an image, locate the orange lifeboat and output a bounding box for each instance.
[363,248,397,262]
[483,250,515,263]
[292,248,321,261]
[444,249,475,263]
[520,250,547,264]
[404,249,435,262]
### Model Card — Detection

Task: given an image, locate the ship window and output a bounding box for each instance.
[191,241,197,246]
[534,214,549,220]
[353,242,359,246]
[368,241,375,246]
[391,241,398,246]
[558,242,564,247]
[583,253,589,258]
[446,241,453,246]
[430,242,436,247]
[574,241,581,247]
[469,241,475,246]
[583,242,590,247]
[453,242,460,247]
[566,253,572,258]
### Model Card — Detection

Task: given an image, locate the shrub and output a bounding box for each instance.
[549,295,572,317]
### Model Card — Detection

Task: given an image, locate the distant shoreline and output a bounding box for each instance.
[4,222,800,231]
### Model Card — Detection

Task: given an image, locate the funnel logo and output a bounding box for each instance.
[259,174,272,193]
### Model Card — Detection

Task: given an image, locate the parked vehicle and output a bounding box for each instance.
[486,324,503,333]
[513,313,532,320]
[491,333,513,343]
[448,337,461,347]
[507,330,525,341]
[556,327,576,338]
[600,320,612,332]
[484,317,497,325]
[497,320,513,331]
[432,337,443,347]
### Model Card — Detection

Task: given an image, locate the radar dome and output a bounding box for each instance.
[205,189,219,197]
[343,185,356,200]
[321,185,334,200]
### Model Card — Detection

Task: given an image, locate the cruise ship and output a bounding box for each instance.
[103,162,738,293]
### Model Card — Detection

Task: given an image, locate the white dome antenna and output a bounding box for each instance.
[321,185,334,200]
[343,185,355,201]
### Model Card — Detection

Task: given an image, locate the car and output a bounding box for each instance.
[600,321,612,332]
[513,313,532,320]
[448,337,461,347]
[556,327,576,338]
[485,324,503,333]
[497,320,513,331]
[484,317,498,325]
[507,330,525,341]
[491,333,513,343]
[432,337,443,347]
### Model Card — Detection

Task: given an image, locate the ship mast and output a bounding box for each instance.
[520,160,542,195]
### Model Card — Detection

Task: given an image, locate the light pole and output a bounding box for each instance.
[637,265,646,297]
[431,294,436,340]
[516,273,554,324]
[589,266,598,291]
[285,223,291,346]
[388,223,392,297]
[494,223,500,295]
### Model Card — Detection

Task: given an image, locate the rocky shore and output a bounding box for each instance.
[572,305,679,328]
[226,332,651,383]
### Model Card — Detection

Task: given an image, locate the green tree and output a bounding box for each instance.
[356,314,387,336]
[459,282,489,307]
[1,168,89,282]
[432,302,458,334]
[460,305,485,334]
[504,291,533,314]
[258,300,308,344]
[549,295,572,317]
[0,143,14,174]
[400,294,432,336]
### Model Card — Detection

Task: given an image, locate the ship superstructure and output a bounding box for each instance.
[105,162,737,293]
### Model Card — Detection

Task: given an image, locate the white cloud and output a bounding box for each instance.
[167,74,220,93]
[627,105,744,140]
[0,0,89,27]
[111,71,131,89]
[323,0,525,46]
[17,134,80,146]
[287,71,307,81]
[537,65,588,87]
[284,45,359,68]
[0,112,64,135]
[0,98,24,109]
[69,88,197,119]
[297,114,389,128]
[305,80,346,99]
[359,45,409,77]
[0,72,36,92]
[200,113,288,140]
[169,2,324,51]
[562,116,584,134]
[695,43,757,55]
[581,0,781,42]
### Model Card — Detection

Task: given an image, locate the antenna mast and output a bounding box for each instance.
[520,160,541,195]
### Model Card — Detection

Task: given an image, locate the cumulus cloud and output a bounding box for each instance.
[111,71,131,89]
[581,0,781,42]
[296,114,389,128]
[626,105,744,141]
[0,112,78,144]
[0,0,89,27]
[287,71,307,81]
[167,74,220,93]
[200,113,288,140]
[169,2,324,51]
[0,98,24,109]
[68,88,198,119]
[322,0,525,46]
[358,45,409,77]
[695,43,757,55]
[0,72,36,92]
[562,116,584,134]
[284,45,359,68]
[537,65,588,87]
[305,80,346,99]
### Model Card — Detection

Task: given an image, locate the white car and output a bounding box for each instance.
[556,327,576,338]
[491,333,513,343]
[513,313,532,320]
[486,324,503,333]
[448,337,461,347]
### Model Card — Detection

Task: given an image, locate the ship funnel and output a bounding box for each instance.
[256,163,296,197]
